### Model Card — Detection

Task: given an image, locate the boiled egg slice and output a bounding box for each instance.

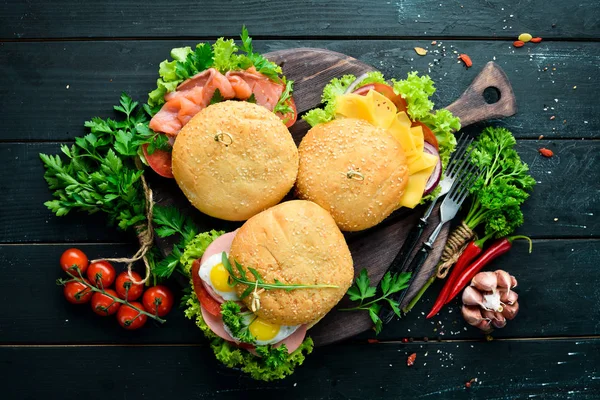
[223,314,301,346]
[198,252,240,302]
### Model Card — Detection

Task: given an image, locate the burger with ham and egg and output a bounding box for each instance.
[141,27,297,179]
[181,200,354,381]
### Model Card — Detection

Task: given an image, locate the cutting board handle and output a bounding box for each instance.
[445,61,517,128]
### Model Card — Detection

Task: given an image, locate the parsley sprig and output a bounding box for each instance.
[340,269,411,334]
[221,253,339,299]
[39,93,166,230]
[151,205,199,278]
[221,301,256,344]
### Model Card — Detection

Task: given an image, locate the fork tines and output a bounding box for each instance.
[448,161,480,205]
[445,133,474,179]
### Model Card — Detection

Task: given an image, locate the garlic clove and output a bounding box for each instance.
[462,286,485,307]
[475,319,493,333]
[500,289,518,305]
[501,302,519,320]
[462,305,484,326]
[495,270,512,293]
[471,271,498,291]
[510,275,518,288]
[491,312,507,328]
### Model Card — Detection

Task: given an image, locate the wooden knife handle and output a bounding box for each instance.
[445,61,517,128]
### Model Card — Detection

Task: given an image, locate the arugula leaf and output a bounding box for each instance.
[273,78,294,116]
[341,269,411,334]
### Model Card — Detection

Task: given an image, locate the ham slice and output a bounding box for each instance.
[200,230,237,264]
[276,324,307,353]
[200,303,236,342]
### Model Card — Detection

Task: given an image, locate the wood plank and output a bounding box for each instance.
[1,240,598,344]
[2,0,599,39]
[1,340,598,399]
[1,40,597,142]
[5,139,597,244]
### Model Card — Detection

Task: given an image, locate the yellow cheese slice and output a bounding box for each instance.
[399,163,436,209]
[410,126,424,153]
[335,91,398,129]
[335,93,373,122]
[407,152,438,175]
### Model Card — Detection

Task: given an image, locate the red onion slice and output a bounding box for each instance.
[344,73,372,94]
[423,142,442,195]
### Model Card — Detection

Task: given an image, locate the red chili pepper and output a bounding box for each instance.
[444,235,532,304]
[426,235,490,319]
[407,353,417,367]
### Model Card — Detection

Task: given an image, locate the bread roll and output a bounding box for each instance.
[296,118,409,231]
[172,101,298,221]
[229,200,354,326]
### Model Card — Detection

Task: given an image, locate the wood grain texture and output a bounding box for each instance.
[9,137,598,244]
[2,0,599,39]
[2,340,599,399]
[446,61,517,127]
[2,240,598,344]
[1,40,598,142]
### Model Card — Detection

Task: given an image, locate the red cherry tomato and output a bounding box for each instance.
[353,83,408,112]
[143,285,174,317]
[412,121,439,150]
[191,260,222,316]
[115,271,144,301]
[142,143,174,179]
[117,301,148,330]
[279,97,298,128]
[91,289,121,316]
[64,280,93,304]
[86,261,116,289]
[60,248,89,275]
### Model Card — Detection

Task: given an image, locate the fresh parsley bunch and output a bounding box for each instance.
[462,127,536,241]
[40,93,167,231]
[341,269,411,334]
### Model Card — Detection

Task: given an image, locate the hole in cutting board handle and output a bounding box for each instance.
[483,86,501,104]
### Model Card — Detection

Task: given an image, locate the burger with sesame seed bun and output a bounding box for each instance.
[172,100,299,221]
[181,200,354,381]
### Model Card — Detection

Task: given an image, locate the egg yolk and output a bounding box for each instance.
[209,263,234,292]
[249,318,280,342]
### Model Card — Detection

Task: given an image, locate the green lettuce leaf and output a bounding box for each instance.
[357,71,386,86]
[302,74,357,127]
[180,230,225,273]
[184,291,314,381]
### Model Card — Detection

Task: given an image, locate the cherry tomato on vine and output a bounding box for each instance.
[60,248,89,275]
[115,271,144,301]
[117,301,148,330]
[91,289,121,316]
[86,261,116,288]
[64,280,93,304]
[143,285,174,317]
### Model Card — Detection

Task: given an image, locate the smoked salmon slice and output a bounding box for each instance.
[149,67,288,136]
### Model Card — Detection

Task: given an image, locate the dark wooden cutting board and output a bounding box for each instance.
[151,48,516,346]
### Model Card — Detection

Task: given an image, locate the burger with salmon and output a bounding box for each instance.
[141,27,297,180]
[181,200,354,381]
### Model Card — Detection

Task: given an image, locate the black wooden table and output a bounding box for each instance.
[1,1,599,398]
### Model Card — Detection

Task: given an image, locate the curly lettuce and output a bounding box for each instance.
[184,294,314,381]
[181,231,314,381]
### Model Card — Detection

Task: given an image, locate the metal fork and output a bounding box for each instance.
[379,145,480,324]
[377,134,473,285]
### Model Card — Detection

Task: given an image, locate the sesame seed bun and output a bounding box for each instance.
[295,118,409,231]
[228,200,354,326]
[171,101,299,221]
